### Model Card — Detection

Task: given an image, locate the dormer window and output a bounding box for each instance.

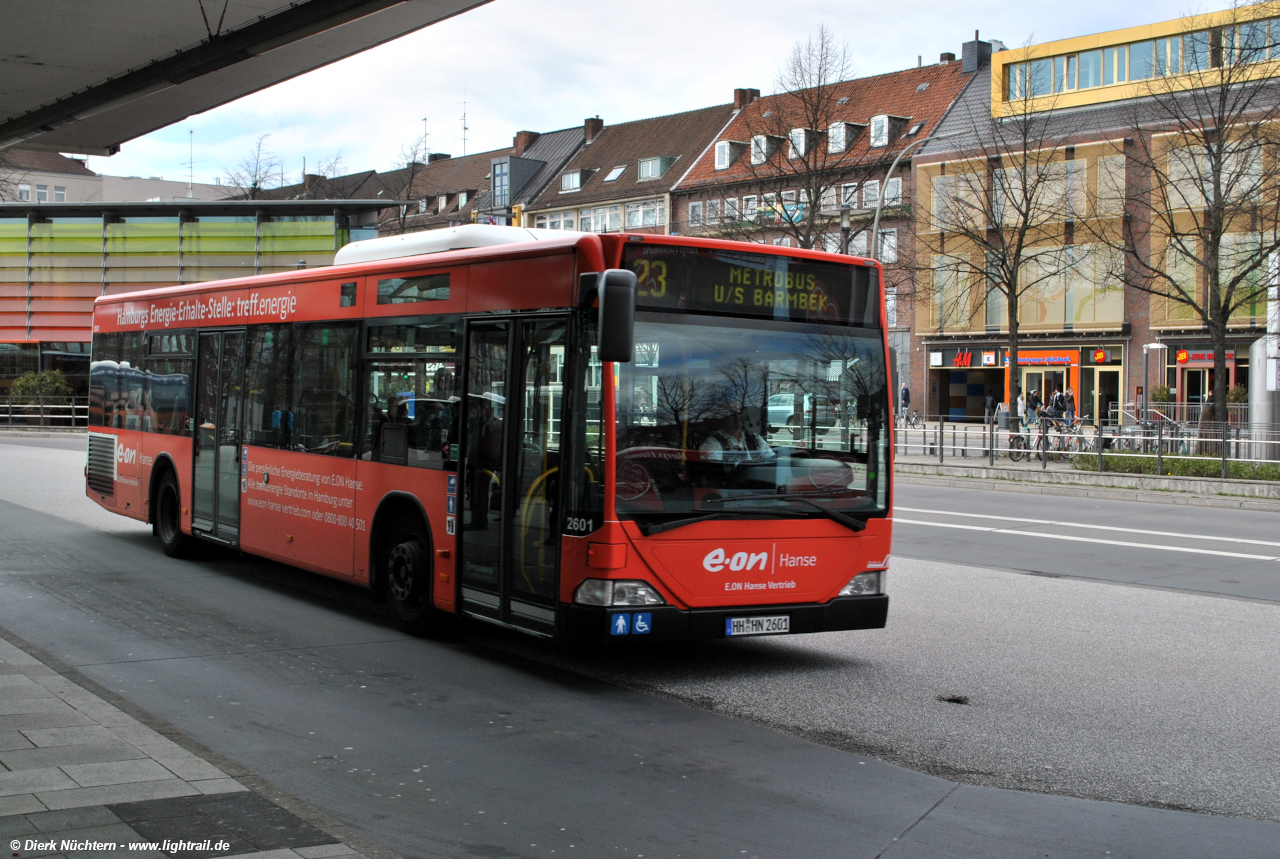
[750,135,772,165]
[560,171,582,192]
[604,166,626,182]
[437,194,448,211]
[458,191,468,207]
[638,157,674,180]
[715,141,732,170]
[870,115,890,147]
[788,129,814,160]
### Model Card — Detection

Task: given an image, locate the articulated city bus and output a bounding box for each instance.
[86,226,892,641]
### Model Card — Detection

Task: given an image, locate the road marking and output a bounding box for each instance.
[896,506,1280,549]
[893,518,1280,562]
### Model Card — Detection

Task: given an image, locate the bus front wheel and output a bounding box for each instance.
[384,517,436,635]
[154,471,194,558]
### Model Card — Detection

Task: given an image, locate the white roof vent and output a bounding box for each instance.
[334,224,582,265]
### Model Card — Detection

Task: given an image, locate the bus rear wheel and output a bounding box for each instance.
[153,471,194,558]
[384,517,436,636]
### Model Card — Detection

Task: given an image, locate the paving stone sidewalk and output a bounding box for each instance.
[0,634,387,859]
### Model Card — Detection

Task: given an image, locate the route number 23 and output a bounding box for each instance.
[632,259,667,299]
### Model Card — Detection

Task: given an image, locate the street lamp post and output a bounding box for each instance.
[840,205,851,255]
[1142,342,1167,424]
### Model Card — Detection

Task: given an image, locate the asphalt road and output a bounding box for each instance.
[0,436,1277,858]
[892,481,1280,601]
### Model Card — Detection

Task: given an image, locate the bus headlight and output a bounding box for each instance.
[839,571,884,596]
[574,579,667,606]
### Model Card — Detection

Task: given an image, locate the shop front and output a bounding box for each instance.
[1168,347,1239,405]
[1079,346,1123,426]
[927,347,1005,420]
[1003,349,1079,415]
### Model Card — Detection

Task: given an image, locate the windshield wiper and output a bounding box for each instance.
[639,508,807,536]
[709,496,867,533]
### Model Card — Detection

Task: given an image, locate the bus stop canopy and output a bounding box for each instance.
[0,0,489,156]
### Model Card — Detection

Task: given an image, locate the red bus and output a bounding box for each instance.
[86,226,891,641]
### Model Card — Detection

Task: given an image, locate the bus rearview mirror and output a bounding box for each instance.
[596,269,636,363]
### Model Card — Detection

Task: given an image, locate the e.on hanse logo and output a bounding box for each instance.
[703,548,769,573]
[116,444,137,466]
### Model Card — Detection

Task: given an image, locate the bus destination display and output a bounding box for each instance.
[623,244,878,327]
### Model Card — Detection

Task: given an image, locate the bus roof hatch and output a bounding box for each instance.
[334,224,584,265]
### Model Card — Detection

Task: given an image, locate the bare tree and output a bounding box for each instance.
[0,150,22,201]
[1087,2,1280,422]
[918,46,1085,409]
[381,133,432,235]
[222,134,282,199]
[700,26,882,250]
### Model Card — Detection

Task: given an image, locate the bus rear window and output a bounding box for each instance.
[377,273,450,304]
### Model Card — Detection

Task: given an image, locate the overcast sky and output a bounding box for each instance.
[87,0,1229,186]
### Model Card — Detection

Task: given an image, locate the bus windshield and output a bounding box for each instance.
[614,312,889,530]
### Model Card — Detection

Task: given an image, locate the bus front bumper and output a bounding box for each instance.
[558,595,888,642]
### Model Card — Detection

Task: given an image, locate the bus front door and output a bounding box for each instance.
[459,317,567,635]
[191,331,246,543]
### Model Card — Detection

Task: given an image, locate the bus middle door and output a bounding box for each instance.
[192,330,246,543]
[459,317,568,635]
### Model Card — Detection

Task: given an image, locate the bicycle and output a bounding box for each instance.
[1033,409,1070,463]
[897,409,923,429]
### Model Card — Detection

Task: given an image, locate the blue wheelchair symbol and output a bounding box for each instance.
[610,613,631,635]
[633,613,652,635]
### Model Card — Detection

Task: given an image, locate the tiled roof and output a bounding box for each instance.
[0,149,97,177]
[678,63,972,189]
[526,104,736,211]
[511,126,584,207]
[393,147,508,229]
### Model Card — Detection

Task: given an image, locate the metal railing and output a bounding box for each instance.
[1112,401,1249,426]
[1,397,89,428]
[894,411,1280,479]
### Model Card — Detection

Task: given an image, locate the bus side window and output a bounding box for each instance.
[246,325,294,449]
[362,318,461,469]
[292,323,359,457]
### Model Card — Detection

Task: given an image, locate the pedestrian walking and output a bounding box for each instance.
[1065,387,1077,425]
[900,383,911,413]
[1017,391,1027,426]
[1026,389,1041,426]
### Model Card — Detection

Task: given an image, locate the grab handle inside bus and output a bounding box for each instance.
[594,269,636,363]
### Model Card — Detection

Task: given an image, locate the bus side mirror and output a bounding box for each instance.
[596,269,636,363]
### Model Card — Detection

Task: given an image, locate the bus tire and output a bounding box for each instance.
[153,470,194,558]
[383,516,436,636]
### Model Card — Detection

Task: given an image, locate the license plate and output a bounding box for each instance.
[726,615,790,637]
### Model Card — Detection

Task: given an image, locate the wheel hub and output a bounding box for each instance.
[387,542,422,603]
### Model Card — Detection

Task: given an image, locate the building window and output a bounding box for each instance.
[36,185,48,203]
[706,199,721,225]
[848,231,868,256]
[437,195,447,212]
[821,233,841,253]
[724,198,739,220]
[17,184,30,201]
[878,229,898,263]
[561,172,581,192]
[580,205,620,232]
[788,128,809,159]
[625,199,665,228]
[750,135,769,165]
[492,161,509,207]
[538,211,575,230]
[458,191,468,208]
[742,195,758,220]
[861,180,880,208]
[535,215,548,228]
[638,158,662,180]
[52,186,66,203]
[772,237,791,247]
[841,183,858,207]
[828,122,847,153]
[714,141,732,170]
[604,166,625,182]
[688,201,704,226]
[883,177,902,206]
[418,198,428,214]
[869,116,889,148]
